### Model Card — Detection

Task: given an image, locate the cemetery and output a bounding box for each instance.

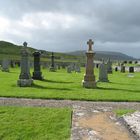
[0,40,140,139]
[0,1,140,139]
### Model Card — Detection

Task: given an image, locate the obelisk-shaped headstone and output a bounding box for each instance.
[17,42,33,87]
[49,52,56,72]
[32,51,43,80]
[107,58,113,74]
[82,39,96,88]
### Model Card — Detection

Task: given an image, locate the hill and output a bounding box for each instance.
[0,41,79,62]
[67,50,135,61]
[0,41,135,62]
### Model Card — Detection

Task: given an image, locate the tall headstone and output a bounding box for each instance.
[1,59,10,72]
[17,42,33,87]
[98,61,109,82]
[82,39,96,88]
[32,51,43,80]
[49,52,56,72]
[107,58,113,74]
[121,63,125,73]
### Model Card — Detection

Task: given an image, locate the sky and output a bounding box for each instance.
[0,0,140,58]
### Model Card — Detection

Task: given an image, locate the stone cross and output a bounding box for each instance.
[87,39,94,51]
[17,42,33,87]
[82,39,96,88]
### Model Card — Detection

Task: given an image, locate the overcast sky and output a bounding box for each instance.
[0,0,140,58]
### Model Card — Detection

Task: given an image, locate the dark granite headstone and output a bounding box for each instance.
[32,51,43,80]
[115,67,118,72]
[129,67,134,73]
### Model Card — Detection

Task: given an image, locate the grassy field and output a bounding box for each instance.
[0,106,71,140]
[0,67,140,102]
[114,109,135,117]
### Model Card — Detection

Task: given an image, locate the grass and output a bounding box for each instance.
[0,106,71,140]
[0,67,140,102]
[114,109,135,117]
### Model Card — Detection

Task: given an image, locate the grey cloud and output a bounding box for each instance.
[1,0,140,57]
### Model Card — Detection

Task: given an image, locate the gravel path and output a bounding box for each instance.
[0,97,140,140]
[0,97,140,110]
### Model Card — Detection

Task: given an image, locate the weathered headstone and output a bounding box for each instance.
[98,61,109,82]
[129,67,134,73]
[32,51,43,80]
[120,63,125,73]
[17,42,33,87]
[75,65,81,73]
[107,58,112,74]
[2,59,10,72]
[49,52,56,72]
[82,39,96,88]
[67,65,72,73]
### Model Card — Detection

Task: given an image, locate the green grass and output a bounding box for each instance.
[0,67,140,101]
[114,109,135,117]
[0,106,71,140]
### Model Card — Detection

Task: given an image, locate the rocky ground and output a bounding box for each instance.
[0,97,140,140]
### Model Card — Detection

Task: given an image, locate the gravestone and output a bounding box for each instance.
[67,65,72,73]
[96,63,99,68]
[82,39,96,88]
[32,51,43,80]
[75,65,81,73]
[120,63,125,73]
[107,58,112,74]
[49,52,56,72]
[17,42,33,87]
[129,67,134,73]
[2,59,10,72]
[115,67,118,72]
[98,61,109,82]
[10,60,16,68]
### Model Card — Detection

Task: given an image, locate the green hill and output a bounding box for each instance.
[0,41,80,63]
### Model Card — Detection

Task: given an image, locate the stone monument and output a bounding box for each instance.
[98,60,109,82]
[82,39,96,88]
[121,63,125,73]
[67,65,72,73]
[17,42,33,87]
[49,52,56,72]
[107,58,113,74]
[32,51,43,80]
[129,66,134,73]
[1,59,10,72]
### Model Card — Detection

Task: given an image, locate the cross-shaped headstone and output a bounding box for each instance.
[87,39,94,51]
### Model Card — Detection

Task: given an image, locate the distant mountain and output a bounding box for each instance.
[67,50,135,61]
